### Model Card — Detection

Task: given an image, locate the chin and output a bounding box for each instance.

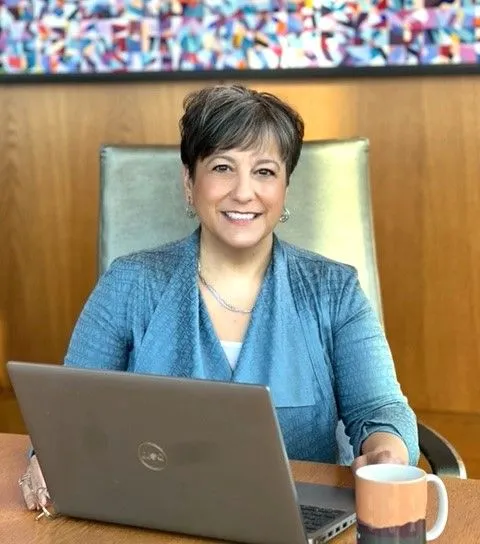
[219,232,272,251]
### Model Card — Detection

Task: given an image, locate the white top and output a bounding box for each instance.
[220,341,243,370]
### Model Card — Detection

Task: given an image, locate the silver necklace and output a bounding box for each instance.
[197,262,253,315]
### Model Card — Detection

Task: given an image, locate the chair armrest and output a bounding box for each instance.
[418,421,467,479]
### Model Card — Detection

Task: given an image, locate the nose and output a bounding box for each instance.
[231,171,255,202]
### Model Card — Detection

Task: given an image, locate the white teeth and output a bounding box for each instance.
[225,212,256,220]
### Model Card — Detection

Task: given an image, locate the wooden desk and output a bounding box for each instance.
[1,434,479,543]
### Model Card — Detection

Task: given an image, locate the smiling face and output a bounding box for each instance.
[184,138,287,254]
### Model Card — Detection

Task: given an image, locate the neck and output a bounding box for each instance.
[198,229,273,281]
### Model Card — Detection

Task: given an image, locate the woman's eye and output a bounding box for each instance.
[213,164,231,173]
[257,168,275,177]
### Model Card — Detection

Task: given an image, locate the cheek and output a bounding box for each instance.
[192,182,223,204]
[262,186,286,210]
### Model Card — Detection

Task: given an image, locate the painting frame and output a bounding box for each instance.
[1,0,479,83]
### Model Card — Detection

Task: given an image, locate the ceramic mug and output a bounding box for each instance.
[355,464,448,543]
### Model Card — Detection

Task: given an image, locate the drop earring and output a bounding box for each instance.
[185,197,196,218]
[279,206,290,223]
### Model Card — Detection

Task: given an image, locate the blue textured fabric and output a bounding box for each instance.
[65,229,419,465]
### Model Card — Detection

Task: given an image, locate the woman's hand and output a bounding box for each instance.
[351,431,409,474]
[19,454,50,511]
[351,448,406,474]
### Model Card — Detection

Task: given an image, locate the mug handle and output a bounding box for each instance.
[426,474,449,541]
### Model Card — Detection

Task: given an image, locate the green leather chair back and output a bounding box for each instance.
[99,139,382,322]
[99,140,380,464]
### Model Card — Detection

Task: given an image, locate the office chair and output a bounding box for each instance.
[98,140,466,478]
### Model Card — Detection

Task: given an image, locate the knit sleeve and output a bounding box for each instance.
[64,258,143,371]
[330,268,420,465]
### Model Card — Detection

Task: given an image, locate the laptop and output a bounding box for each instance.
[8,361,356,544]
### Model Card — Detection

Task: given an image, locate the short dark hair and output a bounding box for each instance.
[179,85,304,184]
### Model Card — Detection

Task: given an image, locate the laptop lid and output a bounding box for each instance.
[8,362,355,544]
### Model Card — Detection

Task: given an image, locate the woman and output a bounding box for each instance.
[21,84,419,513]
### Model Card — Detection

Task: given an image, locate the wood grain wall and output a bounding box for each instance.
[1,76,479,469]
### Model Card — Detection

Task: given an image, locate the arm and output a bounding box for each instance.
[330,268,420,467]
[64,257,143,370]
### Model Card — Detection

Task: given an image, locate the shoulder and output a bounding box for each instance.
[278,239,358,291]
[277,239,368,326]
[279,240,378,332]
[103,234,194,286]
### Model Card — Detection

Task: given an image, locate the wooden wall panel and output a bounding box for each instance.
[0,82,205,385]
[357,78,480,412]
[0,76,479,424]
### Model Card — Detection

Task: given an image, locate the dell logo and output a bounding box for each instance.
[138,442,168,471]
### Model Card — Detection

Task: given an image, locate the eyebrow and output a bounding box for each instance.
[205,154,234,166]
[206,155,281,169]
[255,159,281,168]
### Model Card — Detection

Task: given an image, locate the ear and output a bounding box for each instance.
[183,166,193,202]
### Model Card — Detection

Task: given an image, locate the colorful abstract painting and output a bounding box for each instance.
[0,0,479,78]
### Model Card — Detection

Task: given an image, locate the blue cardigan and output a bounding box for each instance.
[65,230,419,465]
